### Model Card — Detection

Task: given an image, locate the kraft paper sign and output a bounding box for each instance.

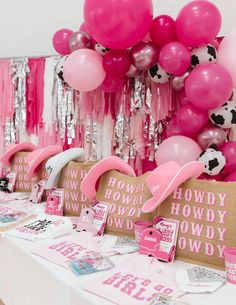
[96,170,153,237]
[157,179,236,270]
[11,152,49,193]
[59,160,97,216]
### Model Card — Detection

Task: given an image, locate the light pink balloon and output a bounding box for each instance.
[185,64,233,110]
[197,125,227,149]
[217,29,236,87]
[84,0,153,49]
[177,104,208,134]
[63,49,106,92]
[159,42,191,75]
[176,0,222,47]
[52,28,73,55]
[156,135,202,166]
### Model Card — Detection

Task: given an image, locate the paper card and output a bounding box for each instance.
[154,218,179,262]
[150,295,189,305]
[29,180,46,204]
[93,202,109,236]
[0,203,36,236]
[68,255,114,276]
[5,171,17,193]
[45,188,64,216]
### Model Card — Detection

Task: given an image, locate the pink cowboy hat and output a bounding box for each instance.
[0,142,37,166]
[81,156,136,200]
[25,145,63,179]
[142,161,204,213]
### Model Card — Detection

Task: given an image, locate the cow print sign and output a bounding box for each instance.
[149,63,170,84]
[198,145,226,176]
[191,44,217,68]
[209,100,236,129]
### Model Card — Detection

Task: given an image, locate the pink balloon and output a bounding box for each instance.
[149,15,176,48]
[84,0,153,49]
[130,42,159,70]
[197,125,227,149]
[69,31,93,52]
[176,0,222,47]
[156,135,202,166]
[218,29,236,87]
[220,141,236,174]
[176,104,208,134]
[224,172,236,182]
[103,50,131,76]
[166,117,196,139]
[185,64,233,110]
[102,74,125,93]
[63,49,106,92]
[178,90,190,106]
[52,29,73,55]
[79,22,88,32]
[159,42,191,75]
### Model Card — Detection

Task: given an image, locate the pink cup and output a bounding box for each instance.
[224,247,236,284]
[134,220,153,243]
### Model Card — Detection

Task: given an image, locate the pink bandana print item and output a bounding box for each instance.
[32,233,101,269]
[82,254,184,305]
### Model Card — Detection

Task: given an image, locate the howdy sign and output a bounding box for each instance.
[59,160,97,216]
[97,170,153,237]
[158,179,236,269]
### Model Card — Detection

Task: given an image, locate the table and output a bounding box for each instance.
[0,206,236,305]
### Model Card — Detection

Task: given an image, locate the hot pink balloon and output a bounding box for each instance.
[130,42,159,70]
[166,117,196,139]
[159,42,191,75]
[218,29,236,87]
[103,50,131,76]
[84,0,153,50]
[69,31,93,52]
[176,104,208,134]
[178,90,190,106]
[79,22,88,32]
[63,49,106,92]
[198,173,222,181]
[185,64,233,110]
[176,0,222,47]
[224,172,236,182]
[102,74,125,93]
[149,15,176,48]
[156,135,202,166]
[197,125,227,150]
[52,28,73,55]
[220,141,236,174]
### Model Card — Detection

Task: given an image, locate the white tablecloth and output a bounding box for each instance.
[0,205,236,305]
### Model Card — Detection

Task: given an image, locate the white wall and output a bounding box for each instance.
[0,0,236,58]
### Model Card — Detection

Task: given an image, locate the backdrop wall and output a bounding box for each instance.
[0,0,236,58]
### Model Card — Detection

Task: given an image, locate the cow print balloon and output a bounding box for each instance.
[95,43,109,56]
[55,56,68,82]
[149,63,170,84]
[191,44,217,68]
[198,145,226,176]
[209,100,236,129]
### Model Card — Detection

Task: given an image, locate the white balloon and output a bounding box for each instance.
[198,147,226,176]
[209,100,236,128]
[149,63,170,84]
[191,44,217,68]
